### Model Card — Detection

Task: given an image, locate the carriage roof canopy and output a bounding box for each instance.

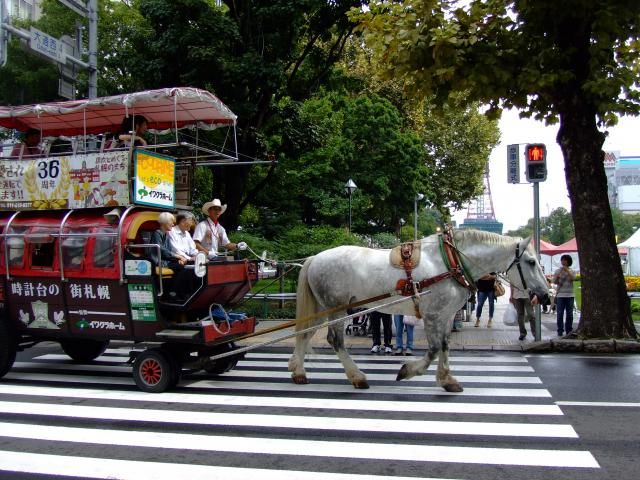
[0,87,237,137]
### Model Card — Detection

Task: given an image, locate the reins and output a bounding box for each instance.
[231,286,427,343]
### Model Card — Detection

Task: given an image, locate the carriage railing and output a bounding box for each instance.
[1,211,119,282]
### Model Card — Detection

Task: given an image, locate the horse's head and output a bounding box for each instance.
[505,236,550,305]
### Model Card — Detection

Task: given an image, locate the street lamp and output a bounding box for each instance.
[414,193,424,241]
[399,217,406,241]
[344,179,357,234]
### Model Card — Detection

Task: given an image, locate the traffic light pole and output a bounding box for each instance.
[533,182,542,341]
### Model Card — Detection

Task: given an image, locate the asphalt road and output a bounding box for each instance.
[0,344,638,480]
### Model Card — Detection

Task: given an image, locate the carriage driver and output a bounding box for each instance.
[193,198,247,260]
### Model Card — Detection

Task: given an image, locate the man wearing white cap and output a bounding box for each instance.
[193,198,247,259]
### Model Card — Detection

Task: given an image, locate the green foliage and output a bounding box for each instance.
[541,207,574,245]
[355,1,640,123]
[419,93,500,211]
[370,232,400,248]
[274,225,367,260]
[612,209,640,244]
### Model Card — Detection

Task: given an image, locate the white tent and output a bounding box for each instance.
[618,230,640,275]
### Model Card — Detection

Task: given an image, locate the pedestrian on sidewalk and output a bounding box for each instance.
[370,311,393,354]
[553,254,577,336]
[393,314,415,355]
[510,283,536,340]
[475,273,497,328]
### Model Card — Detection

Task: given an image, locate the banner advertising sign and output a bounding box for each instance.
[133,149,176,208]
[0,151,129,210]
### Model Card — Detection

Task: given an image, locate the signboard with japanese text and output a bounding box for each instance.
[128,284,158,322]
[7,279,67,331]
[507,144,520,184]
[64,279,131,337]
[29,26,65,63]
[0,151,129,211]
[133,149,176,208]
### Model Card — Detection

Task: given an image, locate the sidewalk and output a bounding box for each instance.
[242,297,561,352]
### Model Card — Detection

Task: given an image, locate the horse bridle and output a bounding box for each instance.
[505,243,528,291]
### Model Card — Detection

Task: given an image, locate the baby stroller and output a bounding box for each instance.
[345,308,371,336]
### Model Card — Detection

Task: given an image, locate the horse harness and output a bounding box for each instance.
[394,229,475,318]
[505,243,529,291]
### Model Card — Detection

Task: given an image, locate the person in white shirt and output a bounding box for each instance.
[193,198,247,259]
[169,212,198,264]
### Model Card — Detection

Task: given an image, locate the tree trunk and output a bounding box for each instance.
[557,103,638,339]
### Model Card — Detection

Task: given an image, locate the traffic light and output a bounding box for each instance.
[525,143,547,182]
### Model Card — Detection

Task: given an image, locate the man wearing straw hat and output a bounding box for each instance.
[193,198,247,259]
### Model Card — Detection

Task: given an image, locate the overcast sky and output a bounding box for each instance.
[452,110,640,232]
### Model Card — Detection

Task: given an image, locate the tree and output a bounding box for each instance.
[252,90,429,236]
[542,207,574,245]
[612,209,640,244]
[418,93,500,212]
[357,0,640,339]
[116,0,369,229]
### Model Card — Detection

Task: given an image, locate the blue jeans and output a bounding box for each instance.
[556,296,574,335]
[394,315,414,350]
[476,290,495,319]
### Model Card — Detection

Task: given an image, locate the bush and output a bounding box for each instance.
[625,276,640,292]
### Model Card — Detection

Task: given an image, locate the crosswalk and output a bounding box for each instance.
[0,346,601,479]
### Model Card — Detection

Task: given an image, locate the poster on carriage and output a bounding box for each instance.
[0,151,130,211]
[132,149,176,209]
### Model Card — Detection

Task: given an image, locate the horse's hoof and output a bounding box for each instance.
[291,374,309,385]
[396,364,409,381]
[443,383,463,393]
[352,379,370,389]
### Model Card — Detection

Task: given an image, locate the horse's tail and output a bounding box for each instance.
[295,256,318,330]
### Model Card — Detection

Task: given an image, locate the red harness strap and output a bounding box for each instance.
[394,232,474,318]
[441,232,474,290]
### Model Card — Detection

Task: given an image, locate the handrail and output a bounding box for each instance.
[58,209,75,282]
[3,211,21,281]
[117,206,137,285]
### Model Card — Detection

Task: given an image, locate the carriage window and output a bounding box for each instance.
[93,227,117,268]
[28,233,56,269]
[62,233,88,270]
[7,236,25,267]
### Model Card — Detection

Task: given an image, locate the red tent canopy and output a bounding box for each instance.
[0,87,236,137]
[553,237,578,254]
[539,239,558,255]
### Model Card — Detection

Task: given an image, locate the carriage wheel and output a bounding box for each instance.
[133,350,176,393]
[204,342,240,375]
[0,320,17,378]
[60,339,110,363]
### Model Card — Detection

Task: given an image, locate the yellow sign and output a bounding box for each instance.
[133,149,176,208]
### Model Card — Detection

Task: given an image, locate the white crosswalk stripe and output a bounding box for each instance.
[0,347,600,479]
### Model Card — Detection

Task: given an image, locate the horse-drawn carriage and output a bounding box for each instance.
[0,88,260,392]
[0,88,553,395]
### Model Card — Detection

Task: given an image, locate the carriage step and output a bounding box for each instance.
[155,329,199,340]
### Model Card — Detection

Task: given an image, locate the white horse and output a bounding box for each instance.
[288,229,550,392]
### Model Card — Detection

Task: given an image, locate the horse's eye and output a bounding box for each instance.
[527,259,536,266]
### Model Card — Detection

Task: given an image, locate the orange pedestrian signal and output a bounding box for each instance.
[525,143,547,182]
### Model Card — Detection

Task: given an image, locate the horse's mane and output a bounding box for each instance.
[453,229,520,249]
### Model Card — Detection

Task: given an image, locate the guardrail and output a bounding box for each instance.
[244,292,297,317]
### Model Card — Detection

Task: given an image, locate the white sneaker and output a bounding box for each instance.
[370,345,380,354]
[394,347,403,355]
[384,346,393,354]
[405,348,413,355]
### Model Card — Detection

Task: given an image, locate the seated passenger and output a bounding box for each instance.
[193,198,247,260]
[150,212,181,268]
[169,212,199,263]
[10,128,42,158]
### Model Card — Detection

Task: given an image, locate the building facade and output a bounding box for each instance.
[606,151,640,213]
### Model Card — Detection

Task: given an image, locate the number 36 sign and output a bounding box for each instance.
[0,151,130,211]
